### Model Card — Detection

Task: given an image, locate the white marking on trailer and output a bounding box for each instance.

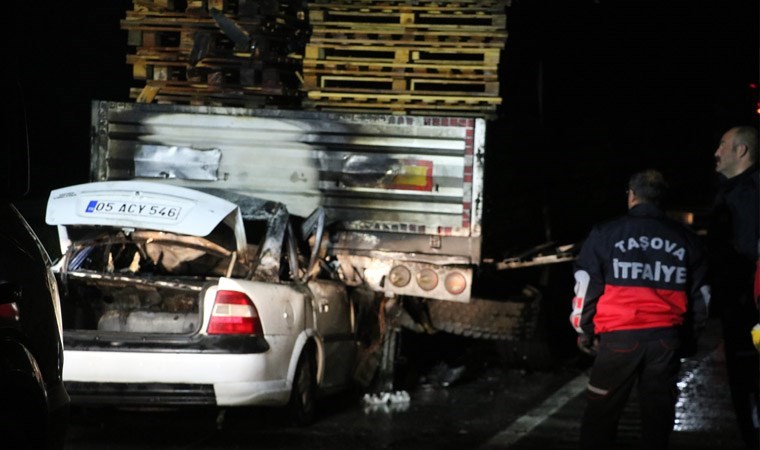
[481,373,589,449]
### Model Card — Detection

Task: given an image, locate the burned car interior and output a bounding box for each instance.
[58,218,271,335]
[48,180,337,342]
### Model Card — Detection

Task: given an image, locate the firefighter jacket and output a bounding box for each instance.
[570,202,710,336]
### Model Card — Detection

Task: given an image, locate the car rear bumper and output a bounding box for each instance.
[63,340,296,406]
[65,382,216,406]
[63,333,270,354]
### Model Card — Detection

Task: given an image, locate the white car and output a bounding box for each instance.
[46,181,358,424]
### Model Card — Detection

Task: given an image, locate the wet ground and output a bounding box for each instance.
[64,318,749,449]
[486,318,747,450]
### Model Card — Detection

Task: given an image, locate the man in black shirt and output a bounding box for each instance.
[710,125,759,450]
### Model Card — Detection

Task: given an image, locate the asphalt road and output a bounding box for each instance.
[63,334,581,450]
[63,320,748,450]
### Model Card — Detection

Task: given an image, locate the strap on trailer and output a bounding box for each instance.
[483,242,577,270]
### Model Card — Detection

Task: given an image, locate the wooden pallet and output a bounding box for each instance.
[123,10,302,31]
[126,39,299,65]
[302,64,498,85]
[302,74,499,95]
[139,79,292,94]
[308,0,509,8]
[303,58,497,75]
[305,44,500,66]
[309,2,506,14]
[125,10,267,25]
[302,101,498,118]
[309,28,507,49]
[128,50,298,68]
[306,90,500,106]
[133,0,178,13]
[129,47,300,64]
[131,80,301,106]
[195,0,307,17]
[134,0,308,18]
[303,104,495,118]
[309,9,506,28]
[129,57,297,87]
[125,0,507,116]
[122,19,296,50]
[298,0,508,117]
[123,0,307,107]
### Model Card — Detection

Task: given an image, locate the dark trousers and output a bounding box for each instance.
[580,328,681,450]
[720,293,760,450]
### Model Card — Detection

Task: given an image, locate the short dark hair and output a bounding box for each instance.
[731,126,758,164]
[629,169,668,205]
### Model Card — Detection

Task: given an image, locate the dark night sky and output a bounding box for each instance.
[8,0,760,257]
[488,0,759,253]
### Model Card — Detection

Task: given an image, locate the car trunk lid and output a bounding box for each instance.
[46,181,252,337]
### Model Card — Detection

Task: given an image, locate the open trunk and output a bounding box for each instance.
[61,273,207,335]
[46,181,279,337]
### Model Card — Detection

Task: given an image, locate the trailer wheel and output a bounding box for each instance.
[427,285,573,370]
[427,286,542,341]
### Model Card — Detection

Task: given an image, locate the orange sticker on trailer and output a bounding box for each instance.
[391,160,433,191]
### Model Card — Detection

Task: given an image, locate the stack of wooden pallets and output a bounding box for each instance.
[302,0,509,117]
[122,0,309,107]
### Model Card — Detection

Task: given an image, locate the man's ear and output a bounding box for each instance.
[736,143,750,158]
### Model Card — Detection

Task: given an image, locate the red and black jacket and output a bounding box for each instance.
[570,203,710,336]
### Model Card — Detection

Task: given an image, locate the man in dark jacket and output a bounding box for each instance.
[709,125,759,450]
[570,169,710,450]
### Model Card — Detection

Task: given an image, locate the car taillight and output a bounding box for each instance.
[0,303,20,322]
[207,290,262,335]
[444,272,467,295]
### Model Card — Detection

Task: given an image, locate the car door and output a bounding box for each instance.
[307,278,355,390]
[299,208,356,390]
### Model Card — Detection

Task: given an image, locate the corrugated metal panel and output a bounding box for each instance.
[91,101,485,239]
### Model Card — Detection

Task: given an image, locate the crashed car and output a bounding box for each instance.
[45,181,357,423]
[1,69,69,449]
[1,204,70,448]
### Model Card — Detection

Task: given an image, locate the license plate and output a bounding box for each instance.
[83,200,182,221]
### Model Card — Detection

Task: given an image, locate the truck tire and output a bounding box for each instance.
[427,285,571,370]
[426,285,542,341]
